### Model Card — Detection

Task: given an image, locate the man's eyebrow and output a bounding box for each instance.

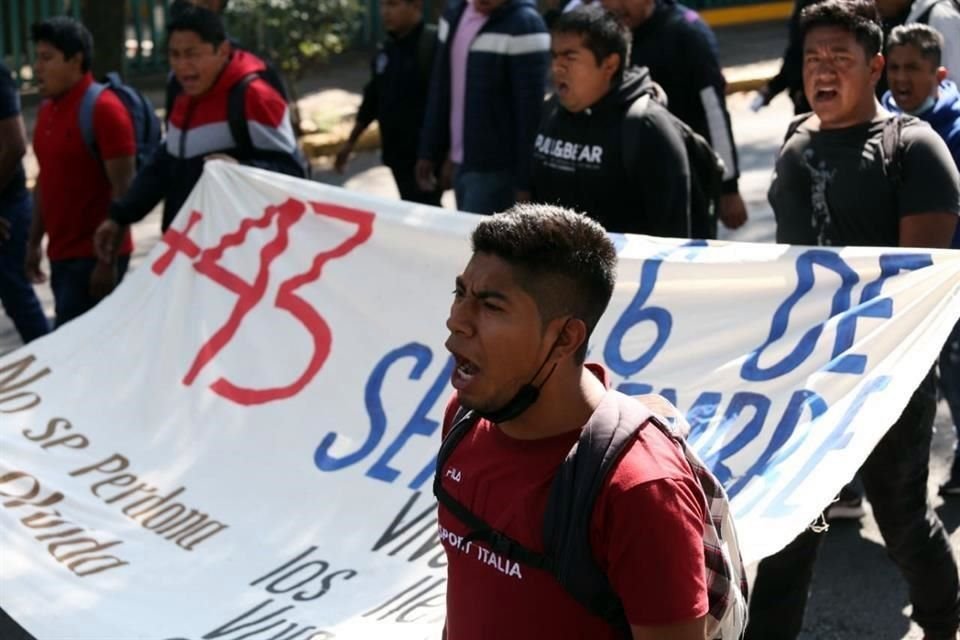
[454,277,509,302]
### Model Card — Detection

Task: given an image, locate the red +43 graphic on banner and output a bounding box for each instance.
[151,198,374,406]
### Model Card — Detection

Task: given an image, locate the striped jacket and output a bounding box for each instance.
[112,50,302,231]
[419,0,549,191]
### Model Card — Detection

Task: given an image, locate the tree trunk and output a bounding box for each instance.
[81,0,127,78]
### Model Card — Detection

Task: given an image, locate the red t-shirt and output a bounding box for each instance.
[437,367,709,639]
[33,73,134,261]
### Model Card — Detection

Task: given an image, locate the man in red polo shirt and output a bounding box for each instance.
[27,16,135,327]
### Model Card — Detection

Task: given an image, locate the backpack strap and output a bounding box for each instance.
[227,72,259,159]
[77,81,107,163]
[782,112,813,145]
[882,114,905,187]
[432,407,555,572]
[541,392,654,636]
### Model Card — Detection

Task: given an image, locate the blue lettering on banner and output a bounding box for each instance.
[827,253,932,374]
[742,251,933,381]
[306,247,928,515]
[726,389,828,500]
[603,242,706,379]
[699,392,771,486]
[761,375,890,518]
[313,343,451,490]
[742,250,860,381]
[604,258,672,377]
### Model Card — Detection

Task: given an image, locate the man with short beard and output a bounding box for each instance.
[745,2,960,638]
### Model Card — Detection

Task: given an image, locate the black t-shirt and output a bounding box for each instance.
[0,62,28,207]
[769,114,960,247]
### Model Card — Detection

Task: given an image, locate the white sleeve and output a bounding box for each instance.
[930,9,960,84]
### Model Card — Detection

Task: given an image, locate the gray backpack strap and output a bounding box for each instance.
[882,114,906,187]
[77,81,107,162]
[542,392,654,637]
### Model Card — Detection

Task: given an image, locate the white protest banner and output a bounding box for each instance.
[1,162,958,639]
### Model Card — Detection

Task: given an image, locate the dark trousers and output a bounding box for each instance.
[390,165,442,207]
[745,373,960,640]
[50,255,130,328]
[0,195,49,343]
[941,322,960,477]
[0,606,36,640]
[452,166,514,215]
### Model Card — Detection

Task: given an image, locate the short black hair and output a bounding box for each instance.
[887,23,944,67]
[31,16,93,73]
[471,204,617,362]
[552,5,632,81]
[168,2,227,47]
[170,0,231,17]
[800,0,883,58]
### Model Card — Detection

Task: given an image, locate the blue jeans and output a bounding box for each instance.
[942,321,960,477]
[50,256,130,328]
[0,194,49,343]
[453,167,515,215]
[745,372,960,639]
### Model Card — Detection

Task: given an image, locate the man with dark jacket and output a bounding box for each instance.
[599,0,748,235]
[95,5,304,258]
[0,60,48,341]
[336,0,442,205]
[532,6,690,236]
[415,0,550,214]
[882,23,960,494]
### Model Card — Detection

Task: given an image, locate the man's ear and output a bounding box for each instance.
[67,52,85,74]
[870,53,885,84]
[601,52,621,80]
[936,65,948,83]
[216,40,232,58]
[551,317,589,363]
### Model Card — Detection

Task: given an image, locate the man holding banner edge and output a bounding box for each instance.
[746,0,960,638]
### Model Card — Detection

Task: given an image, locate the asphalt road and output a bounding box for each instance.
[0,89,957,639]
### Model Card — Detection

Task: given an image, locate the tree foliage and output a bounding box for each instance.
[224,0,365,82]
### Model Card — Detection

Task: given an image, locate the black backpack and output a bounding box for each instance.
[434,393,749,639]
[226,72,310,178]
[624,94,725,240]
[78,72,162,169]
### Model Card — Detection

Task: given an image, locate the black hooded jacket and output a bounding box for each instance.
[631,0,739,194]
[531,67,691,237]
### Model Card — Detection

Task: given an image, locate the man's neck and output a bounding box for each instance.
[496,365,607,440]
[817,98,880,130]
[390,21,421,39]
[52,74,86,101]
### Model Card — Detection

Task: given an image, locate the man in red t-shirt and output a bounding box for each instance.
[27,17,135,327]
[438,204,708,639]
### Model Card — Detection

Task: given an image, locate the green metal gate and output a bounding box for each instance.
[2,0,168,87]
